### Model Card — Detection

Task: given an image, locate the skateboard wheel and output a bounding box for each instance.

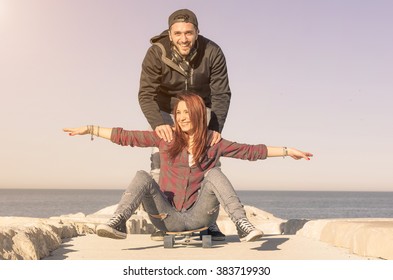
[202,235,212,248]
[164,235,174,248]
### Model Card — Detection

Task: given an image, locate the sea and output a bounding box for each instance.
[0,189,392,220]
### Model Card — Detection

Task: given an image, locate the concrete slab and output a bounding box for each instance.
[44,233,374,260]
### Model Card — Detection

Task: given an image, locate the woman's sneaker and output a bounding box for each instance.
[235,218,264,242]
[96,213,127,239]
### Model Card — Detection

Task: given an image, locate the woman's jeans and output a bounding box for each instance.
[114,168,246,232]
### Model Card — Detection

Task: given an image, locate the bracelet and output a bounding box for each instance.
[283,147,288,158]
[88,125,99,141]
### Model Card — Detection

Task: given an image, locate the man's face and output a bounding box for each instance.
[169,22,198,58]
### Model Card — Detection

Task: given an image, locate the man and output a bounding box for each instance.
[138,9,231,241]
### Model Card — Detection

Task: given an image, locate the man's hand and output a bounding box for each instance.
[155,124,173,142]
[210,131,221,146]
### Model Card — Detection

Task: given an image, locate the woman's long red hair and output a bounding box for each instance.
[168,93,208,164]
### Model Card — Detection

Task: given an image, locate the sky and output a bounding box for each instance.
[1,0,392,191]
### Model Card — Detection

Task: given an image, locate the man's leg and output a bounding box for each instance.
[148,111,173,240]
[204,108,225,239]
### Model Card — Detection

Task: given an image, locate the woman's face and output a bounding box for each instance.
[176,101,193,134]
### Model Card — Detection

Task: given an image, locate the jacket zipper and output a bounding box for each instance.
[184,68,194,90]
[190,68,194,86]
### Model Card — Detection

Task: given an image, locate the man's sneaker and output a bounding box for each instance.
[96,213,127,239]
[150,230,166,241]
[207,223,226,241]
[235,218,264,242]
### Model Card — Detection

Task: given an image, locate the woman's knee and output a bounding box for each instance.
[205,167,224,178]
[125,170,154,192]
[205,167,230,184]
[135,170,152,181]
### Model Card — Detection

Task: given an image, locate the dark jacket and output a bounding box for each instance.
[138,31,231,132]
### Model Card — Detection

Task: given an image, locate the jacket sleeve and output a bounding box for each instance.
[110,128,161,147]
[208,44,231,133]
[138,46,165,130]
[216,138,268,161]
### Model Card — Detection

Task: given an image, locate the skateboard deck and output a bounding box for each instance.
[163,227,212,248]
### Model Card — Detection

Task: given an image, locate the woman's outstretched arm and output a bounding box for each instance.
[63,125,112,140]
[267,146,313,160]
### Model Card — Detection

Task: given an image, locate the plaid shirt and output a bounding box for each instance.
[111,128,267,211]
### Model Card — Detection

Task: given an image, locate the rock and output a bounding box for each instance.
[296,218,393,260]
[0,217,79,260]
[282,219,310,235]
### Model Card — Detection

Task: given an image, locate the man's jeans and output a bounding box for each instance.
[114,168,246,232]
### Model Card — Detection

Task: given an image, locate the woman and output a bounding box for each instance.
[64,93,312,242]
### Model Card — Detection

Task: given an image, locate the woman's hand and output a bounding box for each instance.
[64,126,112,140]
[63,126,90,136]
[267,146,313,160]
[288,148,313,160]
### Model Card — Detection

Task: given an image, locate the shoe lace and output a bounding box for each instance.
[236,218,255,233]
[107,214,125,227]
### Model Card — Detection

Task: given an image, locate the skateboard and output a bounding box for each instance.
[163,227,212,248]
